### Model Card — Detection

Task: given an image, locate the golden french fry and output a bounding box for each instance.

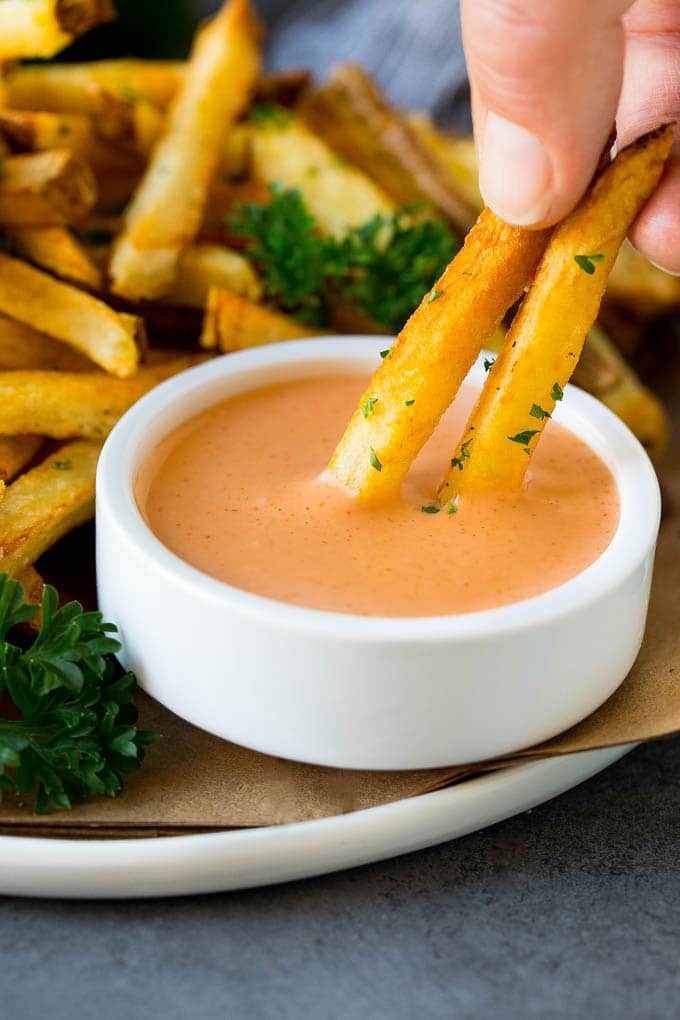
[439,125,673,502]
[0,356,206,439]
[0,254,144,377]
[328,210,551,501]
[3,60,184,111]
[13,564,46,631]
[110,0,261,300]
[200,287,320,351]
[0,436,45,485]
[408,116,483,215]
[168,244,262,308]
[0,314,95,371]
[0,440,101,576]
[606,240,680,318]
[301,65,477,235]
[249,117,394,237]
[0,0,114,60]
[6,226,102,289]
[0,151,97,227]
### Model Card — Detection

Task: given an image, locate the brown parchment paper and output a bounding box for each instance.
[1,391,679,837]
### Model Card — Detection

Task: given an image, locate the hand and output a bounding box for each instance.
[462,0,680,273]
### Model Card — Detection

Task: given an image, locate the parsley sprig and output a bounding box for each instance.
[0,575,158,814]
[230,187,458,331]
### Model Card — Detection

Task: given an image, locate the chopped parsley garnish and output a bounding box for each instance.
[404,399,415,406]
[508,429,540,446]
[369,447,382,472]
[249,104,293,129]
[551,382,564,402]
[421,504,441,514]
[230,187,458,330]
[450,437,473,471]
[529,403,551,421]
[447,502,458,515]
[483,357,495,373]
[380,347,393,359]
[0,574,158,814]
[427,288,444,303]
[574,253,605,275]
[361,396,378,418]
[52,460,73,471]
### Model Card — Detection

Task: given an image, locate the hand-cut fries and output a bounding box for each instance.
[0,151,97,227]
[3,60,184,112]
[0,440,101,577]
[328,211,550,501]
[408,115,483,214]
[438,126,673,502]
[301,64,477,235]
[0,254,144,377]
[168,245,261,309]
[606,240,680,319]
[6,226,102,290]
[0,356,205,439]
[0,314,95,371]
[0,0,114,60]
[0,436,45,485]
[249,117,394,237]
[201,288,320,351]
[110,0,261,300]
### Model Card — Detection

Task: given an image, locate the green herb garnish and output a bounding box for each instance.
[380,348,393,359]
[52,460,73,471]
[450,437,473,471]
[447,502,458,515]
[574,253,605,275]
[0,575,158,814]
[369,447,382,472]
[427,288,444,303]
[529,404,550,421]
[508,429,540,446]
[551,382,564,402]
[361,396,378,418]
[230,188,458,331]
[483,358,495,373]
[405,399,415,406]
[421,504,441,514]
[249,104,293,129]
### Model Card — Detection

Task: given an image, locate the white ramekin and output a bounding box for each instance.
[96,337,660,770]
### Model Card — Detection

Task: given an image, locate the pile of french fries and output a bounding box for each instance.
[0,0,677,599]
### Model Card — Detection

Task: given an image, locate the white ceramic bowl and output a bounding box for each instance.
[96,337,660,770]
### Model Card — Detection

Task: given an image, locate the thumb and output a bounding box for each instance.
[462,0,634,226]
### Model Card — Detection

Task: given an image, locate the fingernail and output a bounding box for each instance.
[479,112,553,225]
[648,257,680,278]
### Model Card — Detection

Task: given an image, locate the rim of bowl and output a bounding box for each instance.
[96,336,661,643]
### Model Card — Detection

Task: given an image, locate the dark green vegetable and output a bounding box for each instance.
[0,574,158,814]
[230,187,458,331]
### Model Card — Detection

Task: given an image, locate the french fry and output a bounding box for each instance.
[200,288,320,351]
[3,60,184,112]
[0,440,101,577]
[0,356,206,439]
[0,436,45,485]
[0,151,97,227]
[407,116,483,215]
[606,240,680,319]
[301,65,477,235]
[13,564,46,631]
[167,244,262,308]
[0,254,144,377]
[438,125,673,503]
[5,226,102,289]
[110,0,262,300]
[0,314,95,371]
[255,69,311,107]
[249,117,394,237]
[0,0,114,60]
[484,323,670,460]
[328,210,551,502]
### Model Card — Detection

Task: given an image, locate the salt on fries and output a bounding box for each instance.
[439,125,672,501]
[110,0,261,300]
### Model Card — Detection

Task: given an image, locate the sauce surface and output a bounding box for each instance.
[136,374,619,617]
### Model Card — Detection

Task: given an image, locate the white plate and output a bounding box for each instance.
[0,745,631,899]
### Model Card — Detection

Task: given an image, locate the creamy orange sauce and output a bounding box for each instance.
[136,374,619,617]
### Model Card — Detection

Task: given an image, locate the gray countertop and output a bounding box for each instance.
[2,737,679,1018]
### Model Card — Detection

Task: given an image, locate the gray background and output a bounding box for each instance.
[2,4,680,1017]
